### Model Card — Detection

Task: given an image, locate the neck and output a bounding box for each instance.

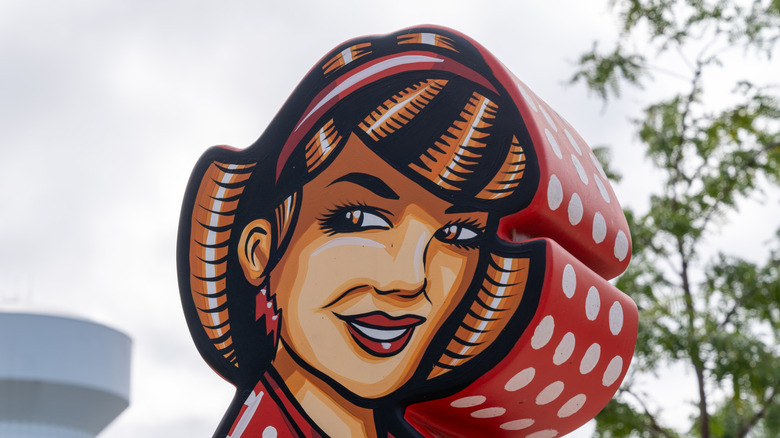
[273,342,379,438]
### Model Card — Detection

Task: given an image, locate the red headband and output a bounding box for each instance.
[275,50,498,180]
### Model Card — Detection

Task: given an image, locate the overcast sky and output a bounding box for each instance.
[1,1,777,437]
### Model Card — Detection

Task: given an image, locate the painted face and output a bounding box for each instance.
[270,133,488,399]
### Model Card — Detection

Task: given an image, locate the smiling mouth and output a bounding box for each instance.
[336,312,426,357]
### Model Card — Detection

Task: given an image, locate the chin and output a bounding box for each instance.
[340,374,409,401]
[324,350,421,401]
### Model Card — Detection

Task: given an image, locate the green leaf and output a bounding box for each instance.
[570,42,647,100]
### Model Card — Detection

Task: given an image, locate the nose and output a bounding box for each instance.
[374,216,434,298]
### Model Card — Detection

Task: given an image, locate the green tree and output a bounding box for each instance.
[571,1,780,437]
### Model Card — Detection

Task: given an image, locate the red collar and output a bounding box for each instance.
[227,370,324,438]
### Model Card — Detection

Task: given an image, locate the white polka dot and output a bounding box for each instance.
[541,105,558,132]
[557,394,587,418]
[564,129,582,155]
[571,154,589,185]
[505,367,536,392]
[450,395,486,408]
[590,152,608,179]
[471,407,506,418]
[545,129,563,159]
[593,174,611,203]
[527,430,559,438]
[609,301,624,335]
[517,83,538,112]
[580,343,601,374]
[585,286,600,320]
[592,212,607,243]
[262,426,277,438]
[614,231,629,261]
[603,356,624,386]
[553,332,576,365]
[562,264,576,298]
[547,174,563,211]
[536,381,565,405]
[500,419,535,430]
[531,315,555,349]
[568,193,583,225]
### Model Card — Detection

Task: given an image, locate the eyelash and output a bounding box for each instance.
[318,202,392,236]
[439,218,486,250]
[318,202,485,249]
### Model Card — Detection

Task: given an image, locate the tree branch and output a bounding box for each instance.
[671,60,703,192]
[678,234,711,438]
[718,298,743,331]
[697,141,780,234]
[736,387,778,438]
[624,389,677,438]
[717,281,763,330]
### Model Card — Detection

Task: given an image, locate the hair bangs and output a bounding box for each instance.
[325,73,538,213]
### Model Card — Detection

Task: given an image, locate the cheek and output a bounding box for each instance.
[274,235,388,311]
[302,236,388,291]
[426,247,478,306]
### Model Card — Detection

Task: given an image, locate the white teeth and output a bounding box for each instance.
[350,322,406,341]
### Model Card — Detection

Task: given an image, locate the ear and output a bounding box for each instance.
[238,219,273,286]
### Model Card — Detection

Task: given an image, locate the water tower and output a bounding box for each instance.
[0,311,131,437]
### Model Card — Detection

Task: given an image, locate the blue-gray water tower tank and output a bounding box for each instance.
[0,312,131,437]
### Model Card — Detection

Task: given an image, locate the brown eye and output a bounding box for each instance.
[320,205,392,235]
[435,223,482,249]
[439,225,459,241]
[346,210,361,225]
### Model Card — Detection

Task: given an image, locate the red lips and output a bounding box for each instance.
[337,312,426,357]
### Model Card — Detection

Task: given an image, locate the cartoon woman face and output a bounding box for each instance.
[241,133,488,399]
[181,26,637,438]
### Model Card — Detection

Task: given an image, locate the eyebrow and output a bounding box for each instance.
[327,172,400,200]
[445,204,483,214]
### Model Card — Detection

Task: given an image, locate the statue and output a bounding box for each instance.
[177,25,637,438]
